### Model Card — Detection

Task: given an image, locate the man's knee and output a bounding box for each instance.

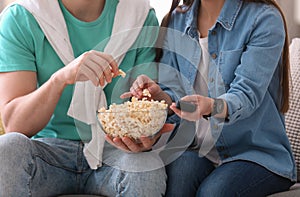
[0,132,33,162]
[117,152,166,172]
[122,168,167,197]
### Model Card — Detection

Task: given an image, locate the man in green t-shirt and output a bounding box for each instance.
[0,0,172,196]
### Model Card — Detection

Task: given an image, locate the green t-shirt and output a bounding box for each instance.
[0,0,159,140]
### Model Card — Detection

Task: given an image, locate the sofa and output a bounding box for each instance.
[266,38,300,196]
[2,39,300,196]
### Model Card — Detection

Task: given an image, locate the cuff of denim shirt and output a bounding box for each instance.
[167,113,181,124]
[219,94,243,124]
[164,90,181,124]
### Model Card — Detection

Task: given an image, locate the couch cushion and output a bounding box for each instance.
[286,38,300,182]
[268,183,300,197]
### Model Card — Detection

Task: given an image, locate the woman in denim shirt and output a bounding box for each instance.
[122,0,297,196]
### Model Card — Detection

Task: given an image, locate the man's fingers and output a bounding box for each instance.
[105,135,131,152]
[122,137,143,153]
[139,136,155,149]
[94,51,118,76]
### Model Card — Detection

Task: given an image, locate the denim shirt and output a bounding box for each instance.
[159,0,296,181]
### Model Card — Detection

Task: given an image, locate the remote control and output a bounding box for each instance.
[176,100,197,112]
[176,100,210,119]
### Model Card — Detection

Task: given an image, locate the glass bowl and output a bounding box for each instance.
[97,108,168,140]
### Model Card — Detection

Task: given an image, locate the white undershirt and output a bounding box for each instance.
[193,36,221,165]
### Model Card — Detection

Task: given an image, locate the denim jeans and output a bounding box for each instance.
[0,132,166,197]
[165,150,294,197]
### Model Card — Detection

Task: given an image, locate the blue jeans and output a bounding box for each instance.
[165,150,294,197]
[0,133,166,197]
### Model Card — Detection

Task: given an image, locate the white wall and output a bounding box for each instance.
[277,0,300,42]
[150,0,300,42]
[0,0,173,23]
[0,0,14,10]
[1,0,299,41]
[295,0,300,25]
[150,0,173,23]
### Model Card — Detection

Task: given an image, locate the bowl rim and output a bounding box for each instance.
[96,109,167,140]
[97,109,168,113]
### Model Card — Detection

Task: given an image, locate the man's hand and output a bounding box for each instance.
[105,123,175,153]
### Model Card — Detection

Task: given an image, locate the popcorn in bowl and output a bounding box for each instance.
[97,95,168,140]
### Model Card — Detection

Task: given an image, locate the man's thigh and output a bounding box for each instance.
[84,149,167,197]
[30,137,90,196]
[0,133,88,197]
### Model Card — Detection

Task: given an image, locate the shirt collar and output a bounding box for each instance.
[184,0,200,37]
[217,0,243,31]
[184,0,243,35]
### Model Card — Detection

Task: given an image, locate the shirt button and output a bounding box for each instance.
[211,30,216,35]
[213,124,218,129]
[223,154,230,159]
[218,146,225,151]
[210,78,214,83]
[211,53,217,59]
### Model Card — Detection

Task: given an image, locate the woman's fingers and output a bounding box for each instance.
[170,103,182,117]
[120,76,157,99]
[120,92,133,99]
[136,74,150,88]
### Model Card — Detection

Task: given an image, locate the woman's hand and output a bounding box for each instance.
[170,95,213,121]
[105,123,175,153]
[120,74,162,100]
[54,50,119,87]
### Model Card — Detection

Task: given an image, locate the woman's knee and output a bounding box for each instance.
[196,174,236,197]
[165,151,215,197]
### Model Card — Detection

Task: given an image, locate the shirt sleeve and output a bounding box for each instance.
[0,5,37,72]
[219,7,286,124]
[157,19,187,124]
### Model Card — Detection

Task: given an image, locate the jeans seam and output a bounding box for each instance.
[34,154,88,174]
[27,156,35,197]
[27,142,37,197]
[77,141,87,193]
[116,170,126,196]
